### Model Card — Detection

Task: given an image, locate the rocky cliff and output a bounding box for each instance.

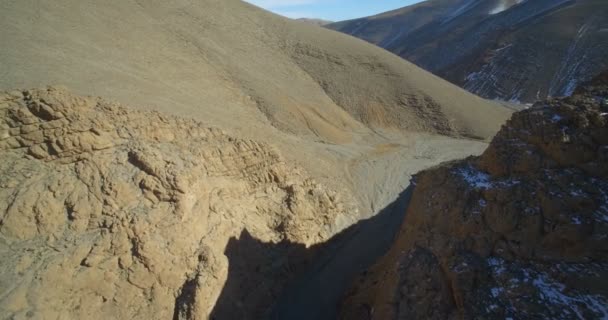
[0,87,357,319]
[340,72,608,319]
[328,0,608,103]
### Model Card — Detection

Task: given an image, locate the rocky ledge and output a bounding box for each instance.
[340,71,608,320]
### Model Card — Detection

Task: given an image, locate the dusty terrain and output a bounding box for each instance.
[0,0,513,319]
[340,72,608,320]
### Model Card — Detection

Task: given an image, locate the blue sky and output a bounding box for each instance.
[244,0,423,21]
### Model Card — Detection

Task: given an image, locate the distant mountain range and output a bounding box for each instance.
[328,0,608,103]
[295,18,333,26]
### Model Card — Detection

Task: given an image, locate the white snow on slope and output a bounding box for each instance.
[455,164,521,190]
[488,258,608,319]
[489,0,526,15]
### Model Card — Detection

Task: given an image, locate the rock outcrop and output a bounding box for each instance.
[0,87,356,319]
[340,72,608,319]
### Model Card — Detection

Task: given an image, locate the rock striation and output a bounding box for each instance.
[0,87,355,319]
[340,72,608,319]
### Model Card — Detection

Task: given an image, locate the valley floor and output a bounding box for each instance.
[269,134,488,319]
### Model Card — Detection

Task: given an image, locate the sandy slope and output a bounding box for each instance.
[0,0,510,142]
[0,0,511,141]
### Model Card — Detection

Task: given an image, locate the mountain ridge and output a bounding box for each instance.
[328,0,608,103]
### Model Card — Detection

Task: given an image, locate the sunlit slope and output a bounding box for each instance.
[0,0,511,141]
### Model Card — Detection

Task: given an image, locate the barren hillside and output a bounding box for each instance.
[0,0,510,142]
[329,0,608,103]
[0,0,514,318]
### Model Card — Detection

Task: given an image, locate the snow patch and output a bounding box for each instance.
[456,165,492,189]
[569,189,586,197]
[596,208,608,223]
[532,273,608,319]
[466,71,480,82]
[595,191,608,223]
[494,44,513,52]
[551,114,563,123]
[491,287,503,298]
[487,257,608,319]
[455,165,520,190]
[489,3,508,15]
[563,79,579,97]
[488,257,506,275]
[549,21,592,97]
[489,0,526,15]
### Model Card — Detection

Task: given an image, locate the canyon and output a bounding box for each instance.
[0,0,606,319]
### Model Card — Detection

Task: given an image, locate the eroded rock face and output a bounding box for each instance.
[340,72,608,319]
[0,87,355,319]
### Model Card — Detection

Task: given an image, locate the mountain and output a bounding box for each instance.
[0,0,510,142]
[340,71,608,319]
[0,0,512,319]
[328,0,608,103]
[295,18,333,26]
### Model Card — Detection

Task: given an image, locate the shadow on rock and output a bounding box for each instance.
[209,185,414,320]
